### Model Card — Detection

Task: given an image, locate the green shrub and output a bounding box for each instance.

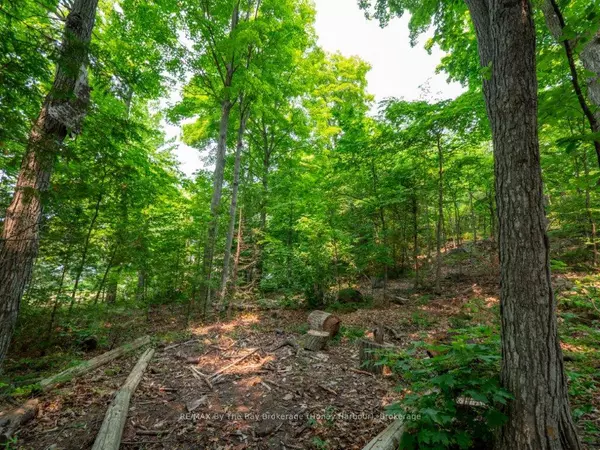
[550,259,569,273]
[331,325,365,344]
[384,326,512,449]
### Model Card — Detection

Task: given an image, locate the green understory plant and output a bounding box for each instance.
[384,326,512,449]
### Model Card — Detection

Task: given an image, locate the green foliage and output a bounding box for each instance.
[332,325,365,344]
[384,326,511,450]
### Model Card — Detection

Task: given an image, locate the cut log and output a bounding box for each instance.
[302,330,329,351]
[0,399,39,443]
[307,310,341,337]
[39,335,151,391]
[358,339,396,375]
[92,348,155,450]
[362,419,404,450]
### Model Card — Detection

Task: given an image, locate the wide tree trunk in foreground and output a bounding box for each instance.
[465,0,581,448]
[0,0,98,366]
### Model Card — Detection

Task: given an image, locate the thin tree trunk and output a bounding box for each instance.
[69,192,102,312]
[435,136,443,294]
[93,245,117,305]
[453,197,461,247]
[46,247,72,344]
[465,0,581,447]
[582,150,598,266]
[0,0,98,365]
[230,207,244,293]
[200,97,234,316]
[469,189,477,244]
[218,101,249,307]
[542,0,600,167]
[412,194,419,289]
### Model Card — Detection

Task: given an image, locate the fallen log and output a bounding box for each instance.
[362,419,405,450]
[39,335,151,391]
[307,310,341,337]
[92,348,155,450]
[0,399,39,443]
[302,330,329,351]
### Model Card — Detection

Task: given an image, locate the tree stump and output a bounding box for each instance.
[302,330,329,351]
[358,339,396,375]
[308,310,341,337]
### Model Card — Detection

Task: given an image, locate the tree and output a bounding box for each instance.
[0,0,99,365]
[360,0,582,447]
[463,0,581,447]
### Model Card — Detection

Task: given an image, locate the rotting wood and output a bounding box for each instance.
[0,399,39,443]
[39,335,151,391]
[91,348,155,450]
[361,419,405,450]
[307,310,341,337]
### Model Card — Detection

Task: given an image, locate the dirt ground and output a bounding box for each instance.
[7,263,600,449]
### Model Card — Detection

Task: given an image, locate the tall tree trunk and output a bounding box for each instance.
[217,101,249,307]
[69,191,102,312]
[465,0,581,448]
[469,188,477,244]
[46,246,72,344]
[0,0,98,365]
[200,96,234,316]
[93,244,117,305]
[582,149,598,266]
[435,136,443,294]
[230,207,244,294]
[412,194,419,289]
[453,197,461,247]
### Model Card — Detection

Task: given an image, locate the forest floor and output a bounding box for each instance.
[4,247,600,449]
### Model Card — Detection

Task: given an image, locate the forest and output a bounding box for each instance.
[0,0,599,449]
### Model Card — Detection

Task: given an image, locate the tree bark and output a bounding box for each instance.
[0,0,98,366]
[200,96,234,316]
[301,330,329,351]
[218,100,250,307]
[307,310,341,337]
[465,0,581,448]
